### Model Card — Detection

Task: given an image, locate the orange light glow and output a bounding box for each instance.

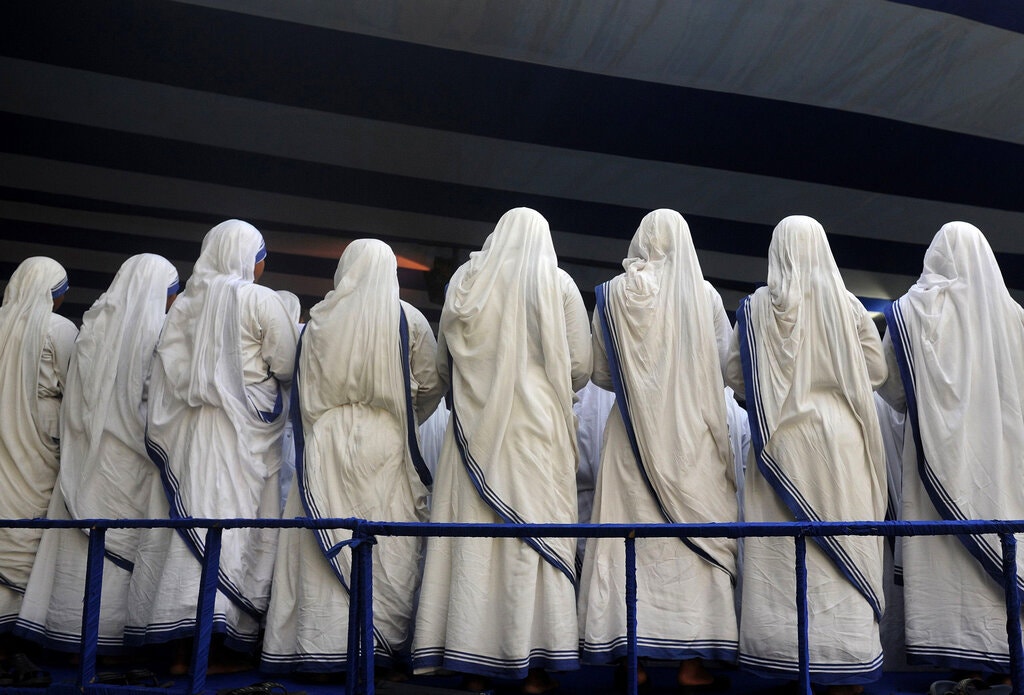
[396,255,431,272]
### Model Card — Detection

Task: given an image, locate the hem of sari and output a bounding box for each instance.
[581,636,737,664]
[412,647,579,679]
[739,651,882,685]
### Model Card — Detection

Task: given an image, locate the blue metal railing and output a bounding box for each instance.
[2,517,1023,695]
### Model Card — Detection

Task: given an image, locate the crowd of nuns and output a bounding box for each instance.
[0,209,1021,695]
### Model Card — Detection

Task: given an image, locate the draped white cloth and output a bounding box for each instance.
[881,221,1024,673]
[873,392,908,670]
[15,254,178,651]
[126,220,297,648]
[726,216,888,686]
[412,208,591,679]
[724,387,751,521]
[573,381,615,566]
[275,290,302,511]
[579,209,738,664]
[0,257,77,629]
[418,402,450,480]
[261,239,442,672]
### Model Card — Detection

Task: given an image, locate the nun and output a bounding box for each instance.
[0,257,77,634]
[726,216,887,695]
[16,254,178,654]
[412,208,591,693]
[261,239,442,675]
[125,220,297,669]
[578,210,738,691]
[880,222,1024,686]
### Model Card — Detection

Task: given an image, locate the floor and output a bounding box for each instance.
[0,657,951,695]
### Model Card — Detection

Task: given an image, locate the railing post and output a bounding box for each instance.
[1000,533,1024,689]
[348,527,376,695]
[346,546,361,694]
[624,534,638,695]
[189,526,222,695]
[794,535,812,695]
[78,527,106,688]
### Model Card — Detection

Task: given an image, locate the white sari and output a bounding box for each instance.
[261,239,442,672]
[882,222,1024,674]
[15,254,178,652]
[579,209,738,664]
[126,220,297,649]
[727,216,887,686]
[0,258,77,629]
[412,208,591,679]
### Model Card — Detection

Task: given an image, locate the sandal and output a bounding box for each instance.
[929,678,1013,695]
[8,653,51,687]
[95,669,173,688]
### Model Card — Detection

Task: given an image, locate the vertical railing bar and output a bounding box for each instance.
[78,526,106,688]
[358,533,376,695]
[189,527,222,695]
[346,541,361,694]
[1000,533,1024,690]
[794,535,811,695]
[625,534,638,695]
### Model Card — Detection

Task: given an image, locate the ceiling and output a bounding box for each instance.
[3,0,1023,324]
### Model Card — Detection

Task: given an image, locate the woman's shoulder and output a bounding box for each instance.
[47,312,78,341]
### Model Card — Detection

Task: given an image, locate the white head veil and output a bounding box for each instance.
[740,215,887,617]
[302,239,404,423]
[59,253,178,564]
[441,207,578,582]
[597,209,736,578]
[0,257,70,456]
[146,220,281,617]
[294,240,430,610]
[887,222,1024,588]
[0,257,70,589]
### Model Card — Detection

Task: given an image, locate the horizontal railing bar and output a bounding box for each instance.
[2,517,1024,538]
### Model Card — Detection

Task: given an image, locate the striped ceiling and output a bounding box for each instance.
[3,0,1023,324]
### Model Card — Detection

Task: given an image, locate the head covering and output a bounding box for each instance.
[441,207,578,582]
[302,239,404,422]
[597,209,736,578]
[59,254,178,564]
[158,219,265,413]
[0,257,71,589]
[0,257,69,460]
[886,222,1024,588]
[738,215,887,617]
[445,207,574,414]
[294,239,430,605]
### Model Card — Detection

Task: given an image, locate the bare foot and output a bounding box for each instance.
[615,661,648,689]
[463,675,492,692]
[678,658,714,687]
[168,641,190,675]
[523,668,559,694]
[168,660,189,676]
